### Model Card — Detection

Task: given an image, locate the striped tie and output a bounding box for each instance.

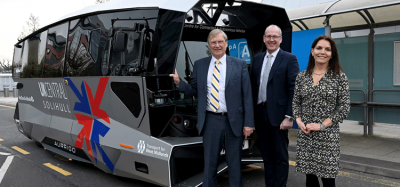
[210,60,220,112]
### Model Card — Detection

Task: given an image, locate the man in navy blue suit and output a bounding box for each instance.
[250,25,300,187]
[170,29,254,187]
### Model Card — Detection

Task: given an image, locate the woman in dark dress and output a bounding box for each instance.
[292,35,350,187]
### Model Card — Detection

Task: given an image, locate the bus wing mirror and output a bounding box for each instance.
[17,83,23,89]
[113,32,127,51]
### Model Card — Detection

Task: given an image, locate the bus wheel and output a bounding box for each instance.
[35,141,44,148]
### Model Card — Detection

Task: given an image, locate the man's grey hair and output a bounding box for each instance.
[208,29,228,43]
[265,24,282,36]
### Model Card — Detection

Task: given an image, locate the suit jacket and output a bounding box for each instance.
[178,55,254,137]
[250,49,300,126]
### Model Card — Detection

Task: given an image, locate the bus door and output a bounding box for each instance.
[106,20,149,129]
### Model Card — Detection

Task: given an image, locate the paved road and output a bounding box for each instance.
[1,104,400,187]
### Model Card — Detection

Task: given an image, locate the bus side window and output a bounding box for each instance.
[43,22,68,78]
[65,15,111,77]
[109,31,141,76]
[13,43,23,78]
[17,30,48,78]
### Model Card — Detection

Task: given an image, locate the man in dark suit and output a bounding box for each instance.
[170,29,254,187]
[250,25,300,187]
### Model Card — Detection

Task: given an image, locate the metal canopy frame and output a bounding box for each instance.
[287,0,400,136]
[288,0,400,32]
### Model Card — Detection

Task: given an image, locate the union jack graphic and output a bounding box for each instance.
[65,77,114,172]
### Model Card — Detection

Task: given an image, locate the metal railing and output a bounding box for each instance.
[369,89,400,108]
[350,89,368,136]
[350,89,400,136]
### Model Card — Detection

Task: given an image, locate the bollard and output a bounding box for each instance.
[13,86,18,97]
[4,85,9,97]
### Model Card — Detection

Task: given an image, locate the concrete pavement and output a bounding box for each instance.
[0,91,18,106]
[1,91,400,180]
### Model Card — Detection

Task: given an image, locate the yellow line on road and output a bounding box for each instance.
[43,163,72,176]
[338,171,400,187]
[11,146,30,154]
[0,105,15,109]
[222,164,262,178]
[289,160,400,187]
[0,138,3,141]
[242,164,262,172]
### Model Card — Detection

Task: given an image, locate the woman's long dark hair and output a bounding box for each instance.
[305,35,343,77]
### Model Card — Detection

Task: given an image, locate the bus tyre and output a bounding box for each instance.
[35,141,44,148]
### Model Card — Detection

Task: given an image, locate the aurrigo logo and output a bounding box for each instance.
[137,140,145,153]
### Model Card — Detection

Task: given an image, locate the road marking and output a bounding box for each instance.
[0,152,11,156]
[221,164,262,178]
[289,160,400,187]
[0,105,15,109]
[242,164,262,172]
[0,138,3,141]
[338,171,400,187]
[0,156,14,183]
[11,146,30,155]
[54,154,72,162]
[43,163,72,176]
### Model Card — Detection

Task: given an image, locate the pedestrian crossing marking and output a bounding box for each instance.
[0,156,14,183]
[0,152,11,156]
[44,163,72,176]
[11,146,30,155]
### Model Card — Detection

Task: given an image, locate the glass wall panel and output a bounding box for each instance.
[373,32,400,124]
[335,36,368,122]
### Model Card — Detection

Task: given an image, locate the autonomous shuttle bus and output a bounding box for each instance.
[12,0,292,186]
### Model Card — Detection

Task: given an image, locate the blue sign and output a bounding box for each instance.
[292,27,325,71]
[229,38,251,64]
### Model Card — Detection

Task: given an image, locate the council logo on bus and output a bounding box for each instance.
[137,140,146,154]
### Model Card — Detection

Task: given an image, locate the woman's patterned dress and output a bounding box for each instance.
[292,70,350,178]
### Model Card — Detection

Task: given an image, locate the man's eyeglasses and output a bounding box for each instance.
[210,40,226,46]
[264,35,281,40]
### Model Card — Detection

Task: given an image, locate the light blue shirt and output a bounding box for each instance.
[257,48,280,104]
[207,54,227,112]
